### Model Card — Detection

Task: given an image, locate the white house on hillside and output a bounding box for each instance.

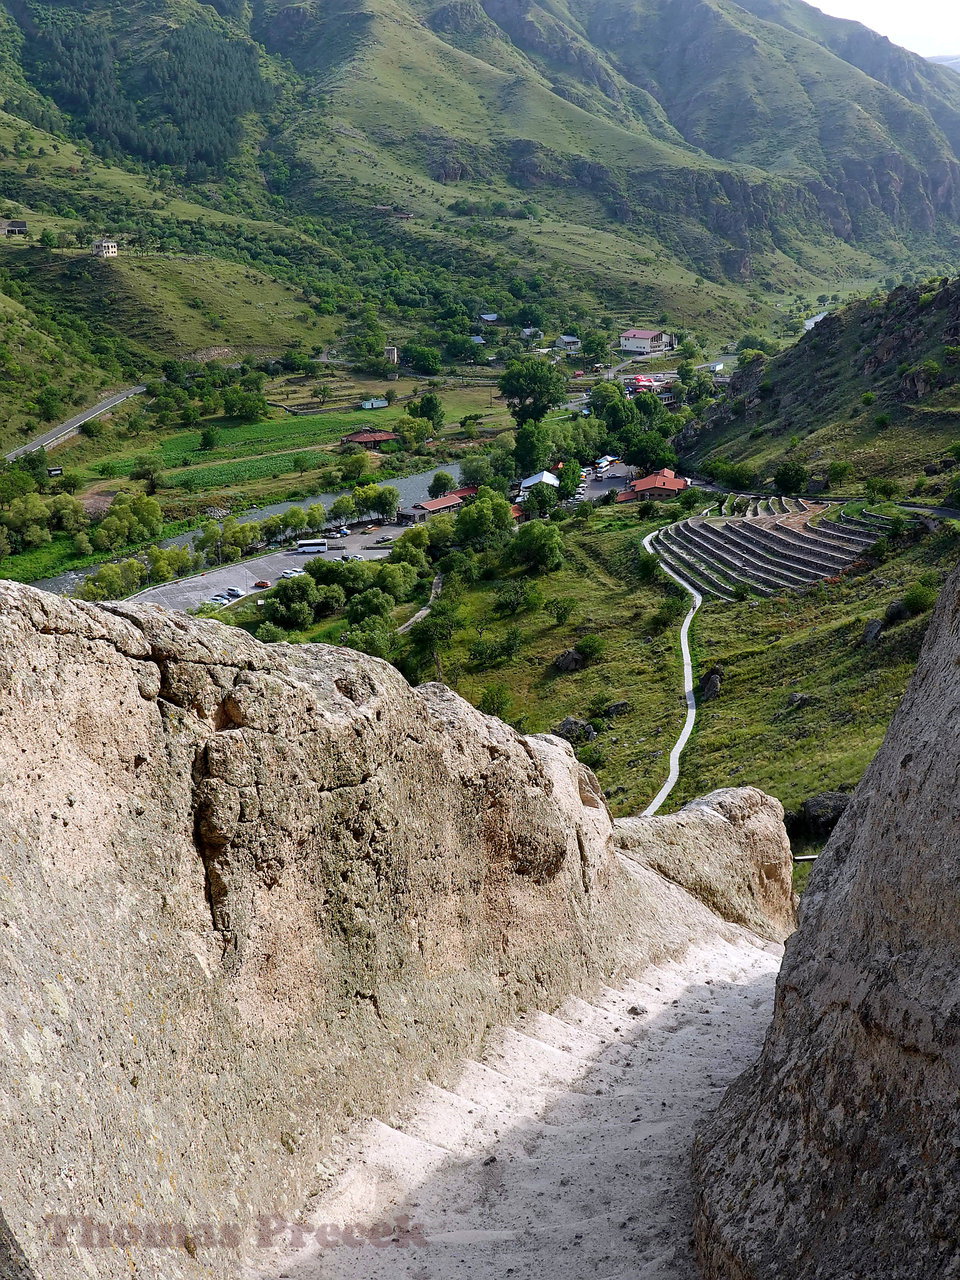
[92,240,118,258]
[619,328,674,354]
[554,335,582,353]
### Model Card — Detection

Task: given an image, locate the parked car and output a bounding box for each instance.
[338,527,350,535]
[280,569,297,579]
[225,587,243,599]
[375,537,393,545]
[208,596,229,606]
[350,555,364,562]
[572,370,585,378]
[254,579,271,589]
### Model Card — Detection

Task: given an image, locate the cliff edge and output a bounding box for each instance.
[0,582,793,1279]
[694,563,960,1278]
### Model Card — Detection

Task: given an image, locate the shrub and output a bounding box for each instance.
[860,392,876,406]
[902,582,938,616]
[477,684,511,718]
[574,634,605,662]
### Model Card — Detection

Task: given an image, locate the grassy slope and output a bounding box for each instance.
[686,277,960,492]
[673,528,958,811]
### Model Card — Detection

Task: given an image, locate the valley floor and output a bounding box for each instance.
[256,910,781,1280]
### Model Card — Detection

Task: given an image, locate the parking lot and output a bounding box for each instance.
[133,527,396,613]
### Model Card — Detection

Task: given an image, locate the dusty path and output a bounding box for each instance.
[258,925,781,1280]
[642,529,703,816]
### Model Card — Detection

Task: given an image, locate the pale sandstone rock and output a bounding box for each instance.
[694,564,960,1279]
[615,787,796,943]
[0,582,793,1280]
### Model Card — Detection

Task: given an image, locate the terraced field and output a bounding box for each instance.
[649,500,887,599]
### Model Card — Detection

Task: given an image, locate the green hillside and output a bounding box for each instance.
[682,275,960,500]
[0,0,957,432]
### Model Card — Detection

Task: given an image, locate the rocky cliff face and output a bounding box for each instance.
[0,581,794,1280]
[693,562,960,1278]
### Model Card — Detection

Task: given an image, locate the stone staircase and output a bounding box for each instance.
[269,928,782,1280]
[649,503,878,599]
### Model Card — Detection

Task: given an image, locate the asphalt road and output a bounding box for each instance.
[133,529,394,613]
[6,385,147,461]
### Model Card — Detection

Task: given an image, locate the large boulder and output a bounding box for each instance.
[0,582,793,1280]
[693,564,960,1279]
[615,788,796,943]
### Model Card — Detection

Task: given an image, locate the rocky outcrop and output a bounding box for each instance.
[615,788,795,943]
[0,582,794,1280]
[693,563,960,1278]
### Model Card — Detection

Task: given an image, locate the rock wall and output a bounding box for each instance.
[0,582,793,1280]
[693,563,960,1278]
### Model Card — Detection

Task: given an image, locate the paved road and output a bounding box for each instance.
[133,528,395,613]
[641,527,704,816]
[6,385,147,461]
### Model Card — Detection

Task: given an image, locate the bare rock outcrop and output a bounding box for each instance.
[693,563,960,1279]
[614,788,796,943]
[0,582,793,1279]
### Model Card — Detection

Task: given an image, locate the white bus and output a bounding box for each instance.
[296,539,328,554]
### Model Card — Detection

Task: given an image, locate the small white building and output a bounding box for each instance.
[360,397,389,410]
[521,327,544,340]
[519,470,561,491]
[384,346,398,365]
[555,335,582,353]
[92,240,118,258]
[619,328,674,354]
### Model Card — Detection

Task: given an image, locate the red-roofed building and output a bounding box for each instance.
[340,430,400,447]
[619,328,675,355]
[616,468,689,502]
[400,486,479,522]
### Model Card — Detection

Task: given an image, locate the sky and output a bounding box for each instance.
[811,0,960,57]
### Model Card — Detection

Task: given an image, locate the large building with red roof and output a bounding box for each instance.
[340,430,400,447]
[615,468,689,502]
[399,486,479,522]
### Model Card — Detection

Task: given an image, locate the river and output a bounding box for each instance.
[33,463,463,596]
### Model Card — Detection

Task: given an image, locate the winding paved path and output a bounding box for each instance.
[642,529,703,816]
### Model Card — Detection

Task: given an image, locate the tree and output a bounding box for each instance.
[499,357,568,427]
[39,228,57,250]
[199,425,221,451]
[414,392,444,430]
[353,484,380,520]
[511,519,565,572]
[346,588,394,625]
[401,344,443,375]
[620,427,677,473]
[774,460,809,494]
[557,459,580,500]
[428,471,456,500]
[514,420,552,476]
[453,487,515,550]
[329,495,356,526]
[372,485,400,520]
[523,481,559,518]
[477,684,511,718]
[264,575,319,630]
